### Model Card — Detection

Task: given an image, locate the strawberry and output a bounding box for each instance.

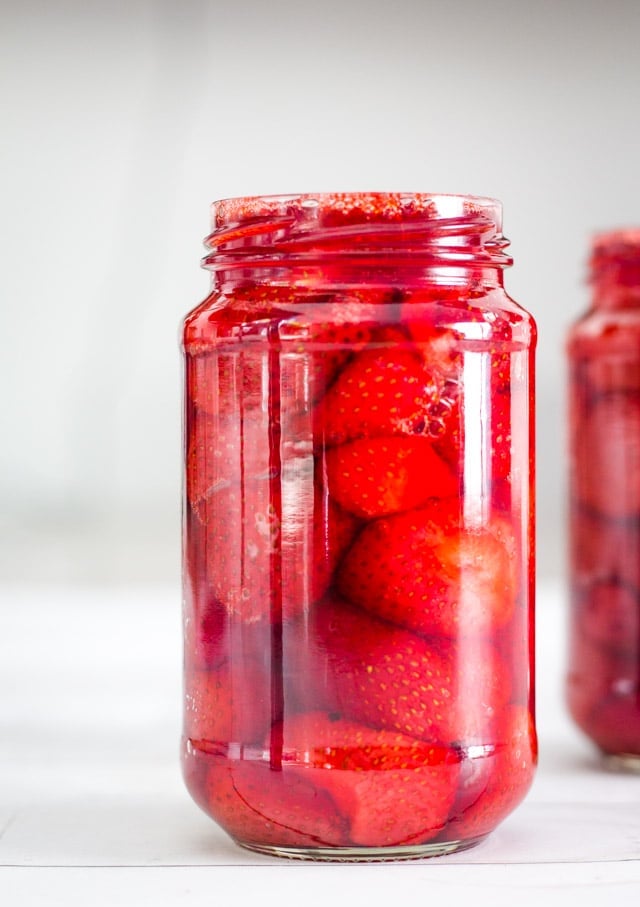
[577,577,639,654]
[337,504,516,638]
[187,349,265,417]
[566,632,611,730]
[325,436,458,518]
[444,704,536,840]
[189,418,357,624]
[184,661,270,747]
[186,365,364,623]
[280,296,384,403]
[204,756,349,848]
[313,344,453,447]
[182,587,228,671]
[403,314,462,379]
[201,476,282,625]
[315,192,436,227]
[570,507,640,587]
[283,492,358,604]
[183,285,295,356]
[565,630,637,739]
[276,712,460,847]
[586,693,640,756]
[574,392,640,518]
[491,385,512,483]
[291,596,511,745]
[185,409,270,522]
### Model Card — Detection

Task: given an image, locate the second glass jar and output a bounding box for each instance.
[567,229,640,770]
[182,192,537,860]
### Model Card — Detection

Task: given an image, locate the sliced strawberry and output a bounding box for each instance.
[292,596,511,745]
[325,436,458,518]
[277,712,460,847]
[337,504,516,638]
[184,661,270,747]
[313,345,453,447]
[444,705,536,840]
[204,756,349,848]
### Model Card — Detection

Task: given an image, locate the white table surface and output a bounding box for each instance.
[1,580,639,905]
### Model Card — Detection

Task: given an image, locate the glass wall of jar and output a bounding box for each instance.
[181,193,537,860]
[567,229,640,771]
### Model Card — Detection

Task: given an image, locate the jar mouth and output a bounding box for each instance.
[211,192,503,230]
[204,192,512,272]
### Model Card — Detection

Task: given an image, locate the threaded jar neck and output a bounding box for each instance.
[203,193,512,287]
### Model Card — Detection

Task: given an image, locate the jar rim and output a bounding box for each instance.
[589,228,640,288]
[591,227,640,256]
[211,192,503,230]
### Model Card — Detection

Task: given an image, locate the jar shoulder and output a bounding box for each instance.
[568,307,640,358]
[182,284,535,353]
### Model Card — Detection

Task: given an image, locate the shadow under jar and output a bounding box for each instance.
[567,229,640,771]
[181,192,537,860]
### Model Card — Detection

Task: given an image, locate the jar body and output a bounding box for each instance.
[181,194,537,859]
[567,261,640,767]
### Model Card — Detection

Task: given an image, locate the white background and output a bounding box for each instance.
[2,3,640,897]
[2,0,640,584]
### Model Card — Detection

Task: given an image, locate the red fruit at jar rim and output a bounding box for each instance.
[182,192,536,859]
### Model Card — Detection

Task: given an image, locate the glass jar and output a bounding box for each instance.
[567,229,640,771]
[181,192,537,860]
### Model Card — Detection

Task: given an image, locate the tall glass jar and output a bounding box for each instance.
[181,193,537,860]
[567,229,640,770]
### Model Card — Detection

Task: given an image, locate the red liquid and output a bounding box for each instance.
[567,287,640,761]
[181,194,536,857]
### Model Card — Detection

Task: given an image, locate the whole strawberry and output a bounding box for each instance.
[292,596,511,745]
[337,504,516,638]
[314,343,455,447]
[325,436,457,518]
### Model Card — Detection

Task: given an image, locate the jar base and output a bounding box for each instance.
[234,835,486,863]
[601,751,640,773]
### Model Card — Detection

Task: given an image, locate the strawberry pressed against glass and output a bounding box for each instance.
[181,193,537,859]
